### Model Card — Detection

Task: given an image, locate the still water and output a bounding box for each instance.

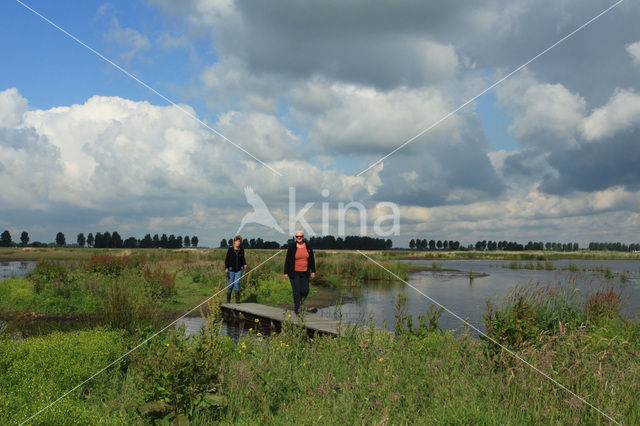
[315,259,640,335]
[0,260,36,281]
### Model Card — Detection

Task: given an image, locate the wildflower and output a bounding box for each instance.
[166,343,170,347]
[257,332,261,336]
[288,314,292,318]
[254,318,259,323]
[378,357,384,362]
[249,328,253,332]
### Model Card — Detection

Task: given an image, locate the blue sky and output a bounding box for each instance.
[1,0,639,246]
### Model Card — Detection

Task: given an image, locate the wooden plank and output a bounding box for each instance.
[220,303,354,336]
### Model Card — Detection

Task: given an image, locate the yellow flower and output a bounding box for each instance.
[254,318,259,323]
[378,357,384,362]
[287,314,292,318]
[257,332,261,336]
[165,343,170,347]
[249,328,253,331]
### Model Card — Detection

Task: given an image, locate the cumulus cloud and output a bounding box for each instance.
[496,75,640,195]
[581,89,640,141]
[0,88,28,128]
[625,40,640,67]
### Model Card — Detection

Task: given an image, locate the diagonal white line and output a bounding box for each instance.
[356,0,626,176]
[356,250,621,425]
[19,250,283,425]
[14,0,282,177]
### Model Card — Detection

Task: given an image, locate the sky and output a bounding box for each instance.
[1,0,640,247]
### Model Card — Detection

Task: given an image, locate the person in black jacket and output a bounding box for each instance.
[225,235,247,303]
[283,230,316,314]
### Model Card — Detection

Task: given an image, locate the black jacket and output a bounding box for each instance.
[225,247,246,272]
[284,240,315,277]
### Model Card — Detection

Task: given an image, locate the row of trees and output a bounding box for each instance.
[220,238,281,250]
[219,235,393,250]
[306,235,393,250]
[588,242,640,252]
[409,238,640,252]
[0,230,198,249]
[409,238,581,251]
[410,239,462,250]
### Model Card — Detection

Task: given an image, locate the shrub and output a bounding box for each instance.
[585,284,625,321]
[29,260,70,293]
[142,265,177,300]
[87,255,132,277]
[103,280,160,332]
[483,282,586,353]
[132,300,227,422]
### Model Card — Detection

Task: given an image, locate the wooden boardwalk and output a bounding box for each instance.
[220,303,352,336]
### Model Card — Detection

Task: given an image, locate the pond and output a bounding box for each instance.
[314,259,640,335]
[0,260,36,281]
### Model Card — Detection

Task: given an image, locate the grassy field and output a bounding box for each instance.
[1,248,639,424]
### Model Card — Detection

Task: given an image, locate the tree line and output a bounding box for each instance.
[219,235,393,250]
[588,242,640,252]
[0,230,199,249]
[219,238,281,250]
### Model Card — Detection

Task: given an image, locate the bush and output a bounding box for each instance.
[103,280,160,332]
[483,282,586,353]
[142,265,177,300]
[132,300,227,422]
[585,284,625,321]
[29,260,70,293]
[87,255,133,277]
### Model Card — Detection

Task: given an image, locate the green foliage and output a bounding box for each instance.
[585,284,625,321]
[483,282,587,354]
[0,278,35,311]
[0,329,132,425]
[29,260,70,294]
[132,300,228,422]
[102,279,160,333]
[87,254,134,277]
[394,293,443,337]
[142,265,177,300]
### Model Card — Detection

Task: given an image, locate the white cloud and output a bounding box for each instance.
[581,89,640,141]
[497,75,585,150]
[0,88,28,128]
[626,40,640,67]
[301,82,462,154]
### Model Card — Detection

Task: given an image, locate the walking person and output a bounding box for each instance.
[284,230,316,315]
[225,235,247,303]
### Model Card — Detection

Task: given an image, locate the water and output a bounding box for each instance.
[175,316,249,340]
[0,260,36,281]
[315,259,640,335]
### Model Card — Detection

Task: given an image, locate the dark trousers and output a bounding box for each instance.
[290,271,309,314]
